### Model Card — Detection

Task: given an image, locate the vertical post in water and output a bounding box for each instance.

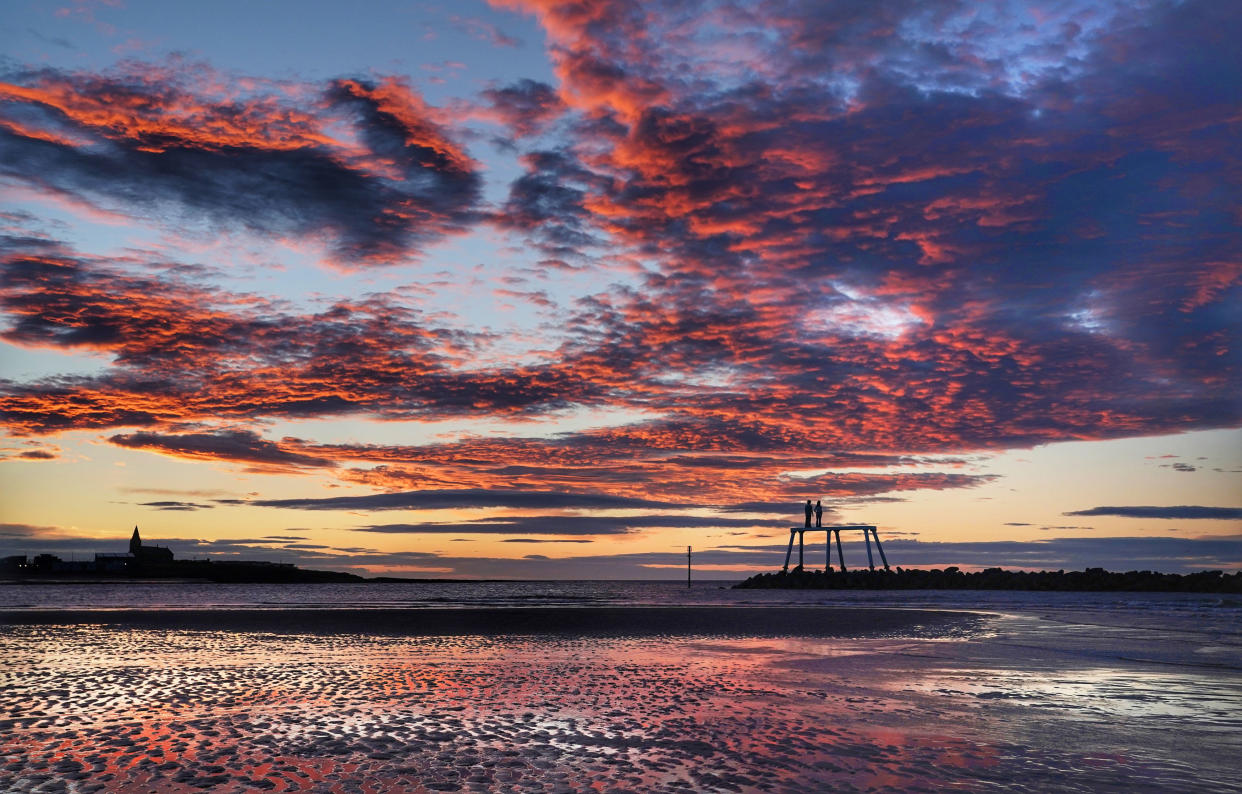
[687,545,691,588]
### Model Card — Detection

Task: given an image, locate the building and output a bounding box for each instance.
[93,552,133,573]
[128,526,174,565]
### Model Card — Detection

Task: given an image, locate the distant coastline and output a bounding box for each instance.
[1,525,366,584]
[734,566,1242,593]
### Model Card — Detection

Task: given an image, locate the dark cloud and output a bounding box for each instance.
[1065,506,1242,520]
[0,522,64,538]
[253,488,677,511]
[480,79,563,136]
[499,150,603,258]
[792,472,997,496]
[358,521,622,536]
[110,430,336,469]
[501,538,593,544]
[720,501,815,514]
[137,501,214,511]
[0,67,480,265]
[357,513,778,535]
[16,449,56,460]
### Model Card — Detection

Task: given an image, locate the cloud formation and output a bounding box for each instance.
[1065,506,1242,520]
[251,488,676,511]
[111,430,336,469]
[0,0,1238,564]
[490,0,1240,454]
[137,501,215,512]
[0,64,480,265]
[358,513,778,535]
[479,79,564,136]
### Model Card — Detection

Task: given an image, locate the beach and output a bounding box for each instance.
[2,585,1240,792]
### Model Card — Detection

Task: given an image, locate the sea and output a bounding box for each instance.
[3,579,1240,658]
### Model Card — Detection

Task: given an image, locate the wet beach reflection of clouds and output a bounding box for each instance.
[3,619,1240,792]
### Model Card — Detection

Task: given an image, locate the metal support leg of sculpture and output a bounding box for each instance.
[864,528,875,570]
[783,530,795,572]
[798,531,804,570]
[872,529,890,570]
[834,529,847,572]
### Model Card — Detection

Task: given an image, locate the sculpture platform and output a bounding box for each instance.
[784,524,888,572]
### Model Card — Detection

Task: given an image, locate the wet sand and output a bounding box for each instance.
[2,606,1239,793]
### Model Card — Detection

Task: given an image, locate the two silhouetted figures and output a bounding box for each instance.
[804,499,822,528]
[786,508,890,573]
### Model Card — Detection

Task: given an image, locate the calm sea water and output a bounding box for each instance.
[3,579,1239,667]
[0,578,1235,611]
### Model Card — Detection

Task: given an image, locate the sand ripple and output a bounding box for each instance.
[1,625,1238,792]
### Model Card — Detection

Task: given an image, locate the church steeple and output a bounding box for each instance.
[129,526,141,556]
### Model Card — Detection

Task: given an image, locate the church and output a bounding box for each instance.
[92,526,175,571]
[128,526,174,565]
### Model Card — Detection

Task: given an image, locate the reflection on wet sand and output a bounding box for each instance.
[2,625,1240,792]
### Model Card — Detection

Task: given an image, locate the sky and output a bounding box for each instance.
[0,0,1238,579]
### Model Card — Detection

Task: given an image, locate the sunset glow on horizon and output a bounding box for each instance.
[1,0,1238,577]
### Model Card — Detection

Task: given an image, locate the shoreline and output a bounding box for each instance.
[0,605,979,638]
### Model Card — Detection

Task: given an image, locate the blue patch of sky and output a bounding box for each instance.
[9,0,554,99]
